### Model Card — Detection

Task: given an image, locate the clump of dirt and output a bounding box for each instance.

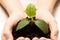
[12,22,50,40]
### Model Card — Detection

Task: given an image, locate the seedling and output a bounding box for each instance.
[16,3,49,34]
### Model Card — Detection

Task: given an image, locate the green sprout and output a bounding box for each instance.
[16,3,49,34]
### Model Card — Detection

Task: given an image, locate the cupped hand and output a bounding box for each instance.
[2,10,27,40]
[32,9,58,40]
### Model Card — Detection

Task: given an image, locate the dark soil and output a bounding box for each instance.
[12,22,50,40]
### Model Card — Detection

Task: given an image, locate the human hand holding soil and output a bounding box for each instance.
[1,0,58,40]
[1,0,28,40]
[35,9,58,40]
[32,0,58,40]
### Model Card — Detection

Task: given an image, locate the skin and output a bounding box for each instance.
[34,0,58,40]
[0,0,58,40]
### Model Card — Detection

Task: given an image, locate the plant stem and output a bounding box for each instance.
[30,17,34,26]
[31,17,33,21]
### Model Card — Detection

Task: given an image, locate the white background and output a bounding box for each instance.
[0,0,60,40]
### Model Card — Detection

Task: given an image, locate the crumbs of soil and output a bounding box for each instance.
[12,22,50,40]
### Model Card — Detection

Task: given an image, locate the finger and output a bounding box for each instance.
[2,30,13,40]
[49,17,58,40]
[39,37,47,40]
[39,37,51,40]
[25,37,30,40]
[2,19,14,40]
[32,37,39,40]
[16,37,25,40]
[49,19,59,40]
[2,35,6,40]
[2,14,19,40]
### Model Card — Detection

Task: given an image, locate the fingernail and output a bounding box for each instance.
[25,37,30,40]
[32,37,39,40]
[16,37,25,40]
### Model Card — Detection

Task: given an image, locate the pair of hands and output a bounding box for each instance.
[2,8,58,40]
[1,0,58,40]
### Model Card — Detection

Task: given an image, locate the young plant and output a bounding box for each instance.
[16,3,49,34]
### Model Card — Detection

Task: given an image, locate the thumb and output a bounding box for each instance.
[3,31,13,40]
[2,22,13,40]
[7,31,13,40]
[7,32,13,40]
[49,20,58,40]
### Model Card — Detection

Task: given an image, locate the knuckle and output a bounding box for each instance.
[51,29,59,40]
[2,30,9,37]
[56,29,59,35]
[54,27,59,35]
[32,37,39,40]
[3,32,7,37]
[25,37,30,40]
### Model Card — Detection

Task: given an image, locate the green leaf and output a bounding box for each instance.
[25,3,37,18]
[16,18,30,31]
[35,20,48,34]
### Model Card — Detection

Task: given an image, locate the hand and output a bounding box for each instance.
[2,11,27,40]
[32,9,58,40]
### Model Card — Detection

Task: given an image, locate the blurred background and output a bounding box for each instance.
[0,0,60,40]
